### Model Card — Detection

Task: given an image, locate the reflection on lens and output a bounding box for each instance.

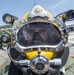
[17,22,61,47]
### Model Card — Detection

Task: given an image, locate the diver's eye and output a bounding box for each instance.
[27,29,34,34]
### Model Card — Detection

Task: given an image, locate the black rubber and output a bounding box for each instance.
[8,61,23,75]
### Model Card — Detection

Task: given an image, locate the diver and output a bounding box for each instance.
[0,4,74,75]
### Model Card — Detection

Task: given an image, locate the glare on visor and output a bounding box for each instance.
[17,22,61,47]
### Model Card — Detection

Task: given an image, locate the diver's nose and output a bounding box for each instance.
[33,32,40,40]
[32,32,44,44]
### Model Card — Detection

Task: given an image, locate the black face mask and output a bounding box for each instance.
[29,32,45,45]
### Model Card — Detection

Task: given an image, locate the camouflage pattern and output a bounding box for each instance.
[65,57,74,75]
[0,59,10,75]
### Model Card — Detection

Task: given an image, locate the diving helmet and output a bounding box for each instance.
[8,5,69,75]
